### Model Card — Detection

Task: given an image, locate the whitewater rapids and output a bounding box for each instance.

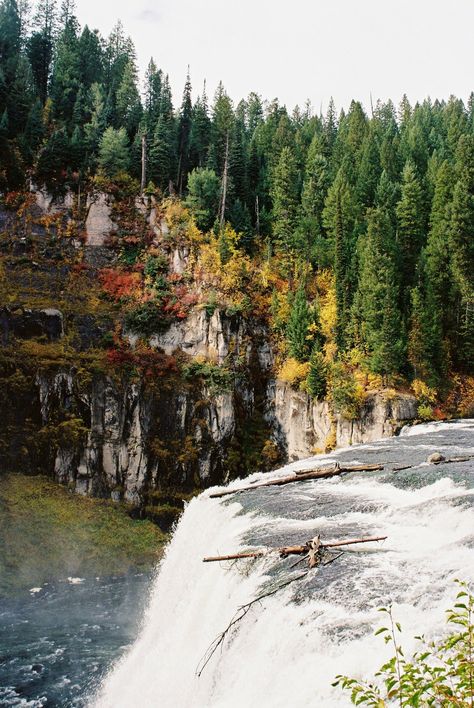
[95,420,474,707]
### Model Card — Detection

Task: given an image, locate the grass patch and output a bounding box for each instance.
[0,473,167,596]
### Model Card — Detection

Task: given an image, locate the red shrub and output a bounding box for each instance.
[99,269,142,301]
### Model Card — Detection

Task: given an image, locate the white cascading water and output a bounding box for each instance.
[95,420,474,707]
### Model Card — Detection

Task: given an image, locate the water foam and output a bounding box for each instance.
[95,424,474,708]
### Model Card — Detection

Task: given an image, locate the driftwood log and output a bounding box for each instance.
[209,463,385,499]
[203,535,388,563]
[198,534,387,677]
[393,454,474,473]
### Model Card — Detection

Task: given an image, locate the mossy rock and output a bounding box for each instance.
[144,504,183,531]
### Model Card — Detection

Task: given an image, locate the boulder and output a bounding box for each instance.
[427,452,446,464]
[0,307,64,343]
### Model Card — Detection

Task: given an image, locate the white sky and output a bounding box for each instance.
[76,0,474,113]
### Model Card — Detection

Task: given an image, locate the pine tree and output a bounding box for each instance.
[189,92,210,173]
[98,126,130,177]
[8,54,34,137]
[301,133,330,231]
[287,286,312,362]
[28,0,57,104]
[229,113,248,206]
[422,160,455,379]
[84,82,106,171]
[218,227,231,265]
[323,168,357,347]
[307,350,328,399]
[354,207,404,378]
[210,82,233,176]
[50,10,80,124]
[396,161,425,299]
[185,167,220,231]
[0,0,21,100]
[23,97,44,160]
[450,135,474,301]
[356,125,382,207]
[36,126,70,189]
[116,59,142,137]
[271,146,299,253]
[149,115,175,191]
[144,58,162,131]
[77,26,103,88]
[176,69,192,193]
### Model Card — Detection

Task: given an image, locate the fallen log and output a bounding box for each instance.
[203,535,387,563]
[209,463,385,499]
[198,534,387,677]
[393,454,474,473]
[433,455,473,465]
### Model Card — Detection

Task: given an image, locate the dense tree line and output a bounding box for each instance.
[0,0,473,386]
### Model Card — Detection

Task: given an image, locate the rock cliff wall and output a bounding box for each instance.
[0,189,419,523]
[27,308,417,508]
[270,381,418,460]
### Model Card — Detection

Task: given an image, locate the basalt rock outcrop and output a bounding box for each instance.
[0,190,419,520]
[270,381,418,460]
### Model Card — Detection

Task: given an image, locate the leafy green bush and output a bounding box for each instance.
[124,302,170,336]
[119,243,143,266]
[329,362,365,419]
[335,581,474,707]
[204,291,218,317]
[182,358,233,393]
[144,255,169,280]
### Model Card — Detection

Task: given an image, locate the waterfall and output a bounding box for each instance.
[95,420,474,707]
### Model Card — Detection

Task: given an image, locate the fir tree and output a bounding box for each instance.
[395,161,425,299]
[287,286,312,362]
[354,207,404,378]
[307,350,328,399]
[144,58,162,130]
[115,58,142,137]
[98,126,130,177]
[271,146,299,253]
[176,69,192,193]
[185,167,220,231]
[189,87,211,170]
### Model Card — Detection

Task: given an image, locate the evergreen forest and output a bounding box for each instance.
[1,0,474,419]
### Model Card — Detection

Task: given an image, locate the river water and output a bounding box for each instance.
[2,420,474,707]
[96,419,474,707]
[0,574,152,707]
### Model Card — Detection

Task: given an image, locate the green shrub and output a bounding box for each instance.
[204,291,218,317]
[124,302,170,336]
[329,362,365,420]
[335,581,474,707]
[144,255,169,280]
[417,403,434,421]
[182,359,233,393]
[119,244,142,266]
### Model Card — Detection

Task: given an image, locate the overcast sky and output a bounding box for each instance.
[76,0,474,113]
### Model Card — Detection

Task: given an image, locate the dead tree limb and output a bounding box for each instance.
[323,552,345,566]
[393,455,474,473]
[209,463,384,499]
[203,536,387,563]
[196,571,308,678]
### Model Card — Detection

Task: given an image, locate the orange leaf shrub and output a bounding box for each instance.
[99,269,142,301]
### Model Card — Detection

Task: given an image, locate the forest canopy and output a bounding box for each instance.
[0,0,473,392]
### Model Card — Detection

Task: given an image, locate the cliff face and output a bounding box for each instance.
[33,304,276,500]
[270,381,417,460]
[29,307,416,507]
[0,189,419,522]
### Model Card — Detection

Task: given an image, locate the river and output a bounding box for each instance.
[2,419,474,706]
